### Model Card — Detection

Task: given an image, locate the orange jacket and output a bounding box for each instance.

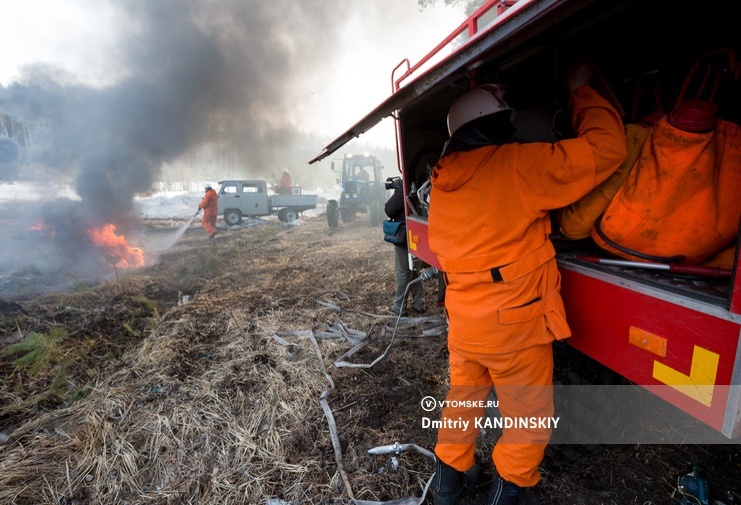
[429,85,626,353]
[198,189,219,217]
[279,173,292,193]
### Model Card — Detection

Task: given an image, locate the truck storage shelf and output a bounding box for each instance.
[556,252,732,309]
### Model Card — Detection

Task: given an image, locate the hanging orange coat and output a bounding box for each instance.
[429,85,627,487]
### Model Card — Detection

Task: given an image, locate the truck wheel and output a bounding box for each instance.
[327,200,339,228]
[224,209,242,225]
[277,208,288,222]
[284,209,299,222]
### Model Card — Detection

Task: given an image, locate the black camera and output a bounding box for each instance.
[385,176,402,190]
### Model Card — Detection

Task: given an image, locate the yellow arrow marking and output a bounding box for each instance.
[408,230,417,251]
[652,345,719,407]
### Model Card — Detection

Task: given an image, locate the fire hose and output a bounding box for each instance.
[273,330,437,505]
[414,267,439,283]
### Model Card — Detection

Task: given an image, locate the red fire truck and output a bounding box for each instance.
[311,0,741,440]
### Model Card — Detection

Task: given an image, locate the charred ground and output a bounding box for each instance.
[0,215,739,504]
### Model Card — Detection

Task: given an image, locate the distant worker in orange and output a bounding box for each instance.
[197,184,219,241]
[429,61,627,505]
[278,169,293,194]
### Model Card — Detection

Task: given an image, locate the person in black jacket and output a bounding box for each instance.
[384,183,424,315]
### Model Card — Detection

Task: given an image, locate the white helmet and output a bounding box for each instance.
[447,84,515,136]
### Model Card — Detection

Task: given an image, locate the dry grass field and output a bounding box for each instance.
[1,214,739,504]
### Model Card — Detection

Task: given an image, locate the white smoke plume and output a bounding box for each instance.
[0,0,463,295]
[0,0,361,290]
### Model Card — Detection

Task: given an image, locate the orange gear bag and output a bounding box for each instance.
[592,116,741,266]
[558,123,650,240]
[591,49,741,268]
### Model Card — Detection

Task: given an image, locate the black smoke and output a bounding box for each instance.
[0,0,356,292]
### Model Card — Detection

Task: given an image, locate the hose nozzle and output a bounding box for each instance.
[418,267,439,282]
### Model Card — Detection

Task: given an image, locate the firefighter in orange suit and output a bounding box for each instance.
[198,184,219,240]
[429,62,627,505]
[278,170,292,194]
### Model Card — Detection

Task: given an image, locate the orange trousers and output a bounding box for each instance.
[201,212,217,236]
[434,343,553,487]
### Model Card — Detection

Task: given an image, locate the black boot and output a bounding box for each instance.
[487,473,541,505]
[433,459,482,505]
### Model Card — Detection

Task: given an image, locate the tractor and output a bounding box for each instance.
[326,153,386,228]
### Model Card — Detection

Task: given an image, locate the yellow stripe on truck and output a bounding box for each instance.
[652,345,720,407]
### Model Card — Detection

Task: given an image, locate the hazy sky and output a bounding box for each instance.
[0,0,466,147]
[0,0,469,282]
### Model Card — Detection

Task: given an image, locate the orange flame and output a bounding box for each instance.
[28,220,57,238]
[87,223,145,268]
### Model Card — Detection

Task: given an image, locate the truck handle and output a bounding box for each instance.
[576,255,732,278]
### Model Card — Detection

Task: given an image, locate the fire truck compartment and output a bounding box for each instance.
[315,0,741,438]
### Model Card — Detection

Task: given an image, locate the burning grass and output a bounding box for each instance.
[87,223,145,269]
